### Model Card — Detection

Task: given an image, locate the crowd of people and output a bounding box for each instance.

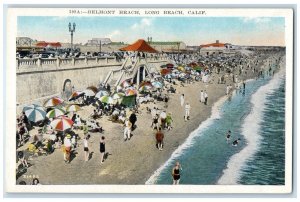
[16,48,284,185]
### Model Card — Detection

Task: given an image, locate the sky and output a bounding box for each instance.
[17,16,285,46]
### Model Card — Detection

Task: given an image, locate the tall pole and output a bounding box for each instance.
[99,40,101,54]
[68,22,76,52]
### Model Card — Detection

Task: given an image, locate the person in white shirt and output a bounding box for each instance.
[124,119,132,141]
[204,91,208,105]
[180,94,185,107]
[184,103,191,121]
[226,85,230,95]
[159,110,167,129]
[64,135,72,163]
[200,90,205,103]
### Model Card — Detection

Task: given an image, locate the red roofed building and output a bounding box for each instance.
[120,39,157,53]
[35,41,62,48]
[200,40,228,56]
[200,40,225,48]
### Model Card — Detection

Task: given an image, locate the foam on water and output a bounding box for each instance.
[217,67,285,185]
[145,95,228,185]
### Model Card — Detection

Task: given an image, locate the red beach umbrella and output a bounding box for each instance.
[44,97,64,108]
[160,68,171,76]
[50,116,74,131]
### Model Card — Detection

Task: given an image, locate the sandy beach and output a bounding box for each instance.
[16,52,284,185]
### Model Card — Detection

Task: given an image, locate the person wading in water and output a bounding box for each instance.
[172,161,182,185]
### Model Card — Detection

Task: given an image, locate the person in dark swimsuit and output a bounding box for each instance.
[99,136,105,163]
[172,161,181,185]
[232,138,241,147]
[226,130,231,143]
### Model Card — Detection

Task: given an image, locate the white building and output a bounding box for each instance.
[86,38,112,46]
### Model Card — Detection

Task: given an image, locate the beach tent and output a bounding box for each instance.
[120,39,158,53]
[121,95,136,107]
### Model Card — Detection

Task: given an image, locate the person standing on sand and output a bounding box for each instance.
[200,90,205,103]
[99,136,105,163]
[226,85,230,95]
[180,94,185,107]
[124,119,132,141]
[204,91,208,105]
[64,134,72,163]
[129,111,137,130]
[83,134,90,162]
[155,127,164,151]
[172,161,182,185]
[184,102,191,121]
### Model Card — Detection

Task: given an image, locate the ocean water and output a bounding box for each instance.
[146,65,285,185]
[238,81,285,185]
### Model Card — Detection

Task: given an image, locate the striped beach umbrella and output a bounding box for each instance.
[151,81,163,89]
[50,116,74,131]
[66,104,81,112]
[95,90,109,99]
[99,95,114,104]
[160,68,171,76]
[112,92,125,100]
[68,91,84,101]
[44,97,64,107]
[23,104,46,123]
[46,108,65,119]
[121,80,131,88]
[125,89,137,96]
[139,85,152,92]
[86,86,98,93]
[83,89,96,97]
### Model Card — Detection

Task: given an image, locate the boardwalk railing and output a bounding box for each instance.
[16,55,168,70]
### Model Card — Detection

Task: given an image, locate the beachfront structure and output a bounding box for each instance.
[16,37,38,47]
[86,38,112,46]
[120,39,157,53]
[35,41,62,48]
[16,52,169,110]
[199,40,229,56]
[148,41,187,53]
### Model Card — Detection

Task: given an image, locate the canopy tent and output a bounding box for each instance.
[120,39,158,53]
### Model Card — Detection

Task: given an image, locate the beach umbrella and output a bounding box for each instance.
[83,89,96,97]
[166,63,174,69]
[160,64,167,68]
[120,79,131,88]
[177,66,185,72]
[139,85,152,92]
[95,90,109,99]
[192,66,202,72]
[68,91,84,101]
[46,108,65,119]
[50,116,74,132]
[86,86,98,93]
[44,97,64,107]
[99,95,114,104]
[160,68,171,76]
[125,89,138,96]
[66,104,81,112]
[112,92,125,100]
[139,81,152,87]
[151,81,163,89]
[188,62,197,67]
[179,73,186,78]
[23,104,46,123]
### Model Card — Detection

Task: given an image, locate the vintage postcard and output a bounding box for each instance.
[5,7,293,193]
